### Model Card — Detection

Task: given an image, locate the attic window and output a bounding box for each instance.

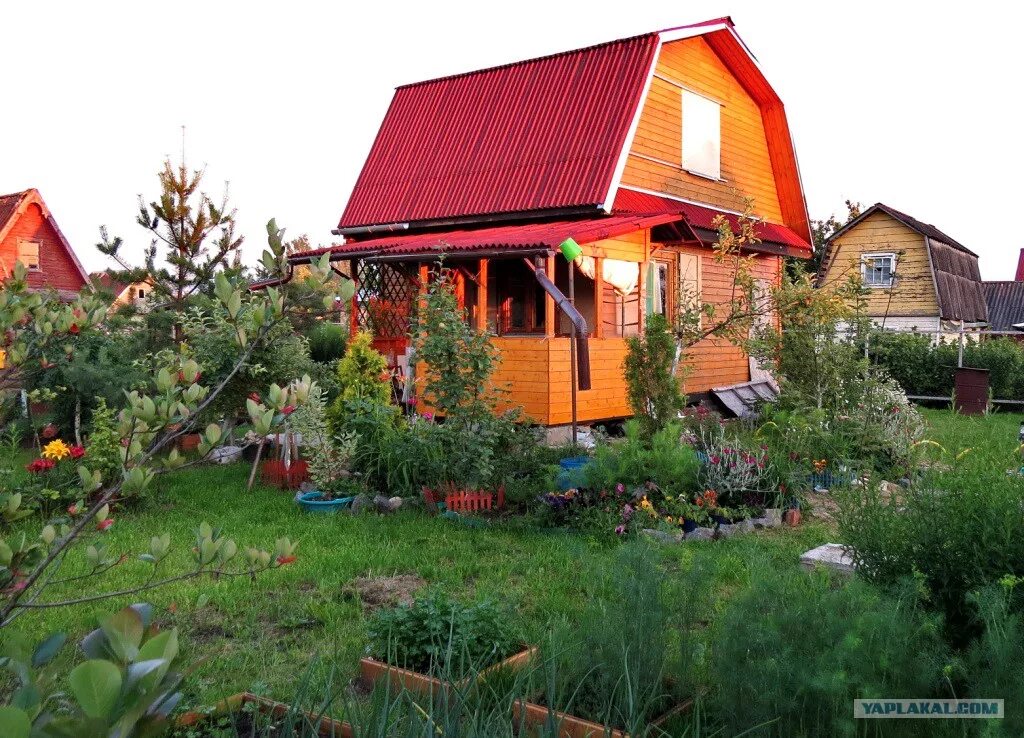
[681,90,721,180]
[861,253,896,287]
[17,240,40,271]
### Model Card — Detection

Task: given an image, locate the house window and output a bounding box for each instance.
[861,253,896,287]
[678,251,701,326]
[495,263,545,335]
[681,90,721,179]
[137,288,146,299]
[16,240,40,271]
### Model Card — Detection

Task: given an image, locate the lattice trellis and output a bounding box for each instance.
[355,261,417,339]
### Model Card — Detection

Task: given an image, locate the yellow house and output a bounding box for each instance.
[818,203,988,335]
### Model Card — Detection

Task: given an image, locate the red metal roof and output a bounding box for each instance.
[612,189,810,255]
[1016,249,1024,281]
[338,34,659,231]
[299,212,683,261]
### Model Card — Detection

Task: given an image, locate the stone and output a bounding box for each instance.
[685,526,715,541]
[716,523,741,539]
[374,495,403,513]
[209,445,243,464]
[350,494,371,516]
[762,508,782,527]
[642,528,684,544]
[735,518,756,534]
[800,543,856,576]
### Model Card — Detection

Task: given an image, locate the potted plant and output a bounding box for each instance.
[291,389,361,514]
[360,592,535,697]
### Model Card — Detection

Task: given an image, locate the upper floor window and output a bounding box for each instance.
[16,240,40,271]
[681,90,721,180]
[861,253,896,287]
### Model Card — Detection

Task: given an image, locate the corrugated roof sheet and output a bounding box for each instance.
[983,281,1024,331]
[928,239,988,323]
[870,203,976,257]
[613,189,810,254]
[338,34,659,230]
[301,212,683,261]
[1016,249,1024,281]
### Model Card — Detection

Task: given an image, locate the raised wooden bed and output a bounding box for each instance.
[512,697,692,738]
[177,692,353,737]
[359,645,536,698]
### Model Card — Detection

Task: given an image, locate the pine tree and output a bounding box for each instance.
[97,158,244,341]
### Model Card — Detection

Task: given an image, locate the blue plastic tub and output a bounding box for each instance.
[295,491,355,514]
[556,456,591,491]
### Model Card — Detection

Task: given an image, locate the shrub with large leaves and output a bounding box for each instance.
[0,603,182,737]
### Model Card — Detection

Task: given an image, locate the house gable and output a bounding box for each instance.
[0,189,88,293]
[621,35,784,225]
[820,209,939,319]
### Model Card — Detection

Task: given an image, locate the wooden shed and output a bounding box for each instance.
[290,18,812,426]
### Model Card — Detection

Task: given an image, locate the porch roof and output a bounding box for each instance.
[288,211,688,263]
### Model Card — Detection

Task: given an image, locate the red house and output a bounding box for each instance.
[0,188,89,299]
[289,18,812,426]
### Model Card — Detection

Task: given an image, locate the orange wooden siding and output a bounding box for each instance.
[0,201,86,292]
[622,36,784,223]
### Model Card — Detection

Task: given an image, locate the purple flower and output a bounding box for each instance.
[615,483,625,494]
[614,524,626,536]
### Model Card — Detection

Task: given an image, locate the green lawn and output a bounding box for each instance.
[4,408,1017,713]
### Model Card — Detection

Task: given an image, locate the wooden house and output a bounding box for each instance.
[287,18,812,426]
[0,189,89,299]
[818,203,988,337]
[90,271,154,310]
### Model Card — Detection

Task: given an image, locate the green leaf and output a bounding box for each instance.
[100,607,144,662]
[31,632,66,668]
[0,706,30,738]
[68,659,122,719]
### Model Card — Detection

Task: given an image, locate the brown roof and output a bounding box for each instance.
[928,239,987,323]
[983,281,1024,332]
[0,190,30,233]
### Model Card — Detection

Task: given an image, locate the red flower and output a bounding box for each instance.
[27,458,56,473]
[67,502,80,516]
[41,424,58,439]
[69,323,80,335]
[276,555,297,566]
[69,445,85,459]
[281,405,296,416]
[248,392,261,403]
[96,518,114,531]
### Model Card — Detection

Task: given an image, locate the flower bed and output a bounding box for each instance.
[359,646,536,699]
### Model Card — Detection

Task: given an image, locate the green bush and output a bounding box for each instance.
[306,321,347,364]
[366,592,519,679]
[963,583,1024,736]
[838,448,1024,643]
[584,420,700,498]
[330,332,391,421]
[870,332,1024,401]
[709,569,949,737]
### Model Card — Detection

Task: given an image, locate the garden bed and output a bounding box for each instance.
[357,646,536,698]
[176,692,353,737]
[512,697,692,738]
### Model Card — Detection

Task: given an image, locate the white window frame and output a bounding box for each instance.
[16,239,41,272]
[681,90,722,180]
[861,252,896,288]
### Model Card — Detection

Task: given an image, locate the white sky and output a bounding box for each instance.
[3,1,1022,279]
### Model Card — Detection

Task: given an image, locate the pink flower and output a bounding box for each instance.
[422,412,434,421]
[97,518,114,532]
[614,525,626,536]
[615,483,625,494]
[709,455,721,464]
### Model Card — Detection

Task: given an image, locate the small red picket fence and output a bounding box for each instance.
[422,486,504,514]
[260,459,309,490]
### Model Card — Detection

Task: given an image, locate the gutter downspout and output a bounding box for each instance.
[524,257,591,391]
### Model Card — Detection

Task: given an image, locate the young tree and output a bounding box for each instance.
[98,158,245,341]
[0,219,353,628]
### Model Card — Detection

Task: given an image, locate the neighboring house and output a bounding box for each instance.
[286,17,812,425]
[817,203,988,336]
[0,188,89,299]
[983,248,1024,339]
[90,271,154,309]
